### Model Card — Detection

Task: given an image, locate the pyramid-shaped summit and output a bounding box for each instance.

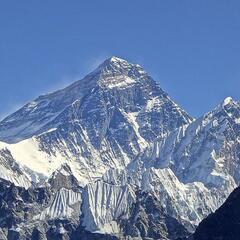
[85,55,147,89]
[97,56,135,68]
[0,56,192,185]
[0,56,191,144]
[93,56,149,89]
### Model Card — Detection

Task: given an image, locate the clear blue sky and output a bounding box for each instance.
[0,0,240,119]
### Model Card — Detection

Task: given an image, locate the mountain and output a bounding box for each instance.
[0,56,191,186]
[154,96,240,188]
[0,56,191,143]
[192,186,240,240]
[133,96,240,230]
[0,56,239,239]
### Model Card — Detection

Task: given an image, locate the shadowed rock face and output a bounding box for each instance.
[121,192,189,240]
[192,186,240,240]
[0,178,188,240]
[0,182,51,239]
[48,164,80,190]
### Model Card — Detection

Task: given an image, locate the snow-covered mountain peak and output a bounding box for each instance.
[215,96,240,113]
[222,96,234,107]
[1,57,240,239]
[106,56,127,63]
[0,57,192,144]
[98,56,135,69]
[93,56,147,89]
[202,96,240,123]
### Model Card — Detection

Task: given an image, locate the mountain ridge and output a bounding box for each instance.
[0,56,192,188]
[0,56,191,144]
[0,57,239,239]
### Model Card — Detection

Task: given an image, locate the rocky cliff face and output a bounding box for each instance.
[192,186,240,240]
[0,57,239,239]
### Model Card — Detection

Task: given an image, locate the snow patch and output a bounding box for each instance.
[222,97,233,107]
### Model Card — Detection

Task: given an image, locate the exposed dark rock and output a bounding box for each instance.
[121,192,189,240]
[193,186,240,240]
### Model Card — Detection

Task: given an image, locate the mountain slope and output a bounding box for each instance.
[0,57,191,144]
[136,96,240,206]
[0,150,31,189]
[155,96,240,189]
[0,56,192,186]
[193,186,240,240]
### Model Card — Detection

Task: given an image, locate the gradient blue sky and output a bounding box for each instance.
[0,0,240,119]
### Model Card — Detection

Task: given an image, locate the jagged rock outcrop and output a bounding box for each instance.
[192,186,240,240]
[0,148,31,188]
[121,192,189,240]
